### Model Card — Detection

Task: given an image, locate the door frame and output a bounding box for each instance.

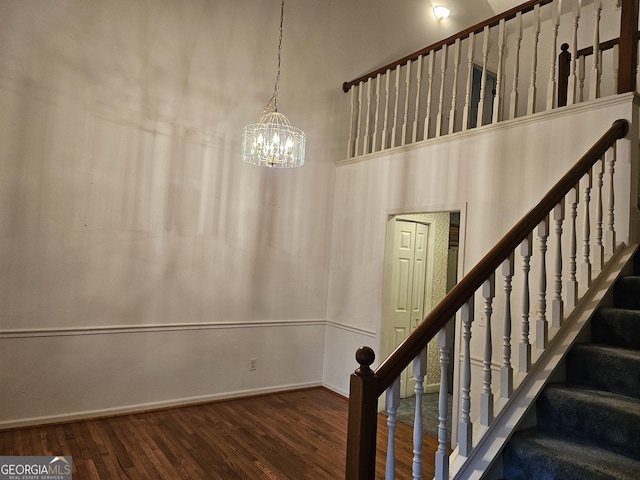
[377,206,466,441]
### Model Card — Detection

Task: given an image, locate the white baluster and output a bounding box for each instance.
[364,80,372,155]
[347,87,356,158]
[436,44,449,137]
[386,378,400,480]
[459,297,474,456]
[481,274,495,426]
[510,12,523,120]
[527,4,541,115]
[424,52,436,140]
[413,55,423,143]
[590,0,602,100]
[391,67,401,148]
[435,328,449,480]
[449,38,462,134]
[547,0,561,110]
[501,253,514,398]
[552,200,565,328]
[382,70,391,151]
[402,60,412,146]
[568,0,582,105]
[581,169,593,287]
[462,32,476,131]
[578,55,586,102]
[477,26,490,127]
[567,186,579,309]
[355,81,363,156]
[412,349,427,480]
[372,73,381,153]
[593,156,605,271]
[536,216,549,349]
[493,19,506,124]
[520,234,532,373]
[605,144,616,255]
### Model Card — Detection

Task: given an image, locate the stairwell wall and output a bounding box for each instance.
[324,93,639,406]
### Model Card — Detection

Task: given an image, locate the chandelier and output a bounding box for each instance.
[242,0,305,168]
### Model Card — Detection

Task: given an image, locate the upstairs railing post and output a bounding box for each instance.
[618,0,639,93]
[346,346,378,480]
[558,43,571,107]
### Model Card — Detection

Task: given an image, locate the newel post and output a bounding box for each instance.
[618,0,639,93]
[345,346,378,480]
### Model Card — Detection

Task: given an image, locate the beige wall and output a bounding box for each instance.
[0,0,501,426]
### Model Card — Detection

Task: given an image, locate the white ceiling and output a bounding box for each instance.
[485,0,523,14]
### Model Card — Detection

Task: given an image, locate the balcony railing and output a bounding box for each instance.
[342,0,638,159]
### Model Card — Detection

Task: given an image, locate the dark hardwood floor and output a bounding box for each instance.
[0,388,437,479]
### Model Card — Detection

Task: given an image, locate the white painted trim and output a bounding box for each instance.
[325,320,376,337]
[425,383,441,394]
[337,92,638,166]
[0,319,326,339]
[450,243,638,480]
[0,382,323,430]
[322,381,350,398]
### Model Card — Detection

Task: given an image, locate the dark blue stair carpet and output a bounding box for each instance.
[614,276,640,309]
[591,308,640,350]
[536,384,640,460]
[566,344,640,399]
[502,252,640,480]
[503,428,640,480]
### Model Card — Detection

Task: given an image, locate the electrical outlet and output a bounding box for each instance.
[249,358,257,371]
[477,313,486,327]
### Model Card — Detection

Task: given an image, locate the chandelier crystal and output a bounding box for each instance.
[242,0,305,168]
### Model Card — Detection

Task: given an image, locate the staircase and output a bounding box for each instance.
[502,252,640,479]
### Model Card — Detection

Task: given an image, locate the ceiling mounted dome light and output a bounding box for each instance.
[242,0,305,168]
[433,5,451,20]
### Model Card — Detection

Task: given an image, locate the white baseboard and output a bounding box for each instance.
[322,381,349,398]
[425,383,440,394]
[0,381,323,430]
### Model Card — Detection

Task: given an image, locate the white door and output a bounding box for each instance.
[387,219,429,398]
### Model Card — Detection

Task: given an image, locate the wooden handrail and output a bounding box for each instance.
[373,119,629,394]
[342,0,553,93]
[576,37,621,58]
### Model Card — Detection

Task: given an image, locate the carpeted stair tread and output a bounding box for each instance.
[614,276,640,309]
[566,344,640,399]
[592,308,640,350]
[537,384,640,460]
[503,428,640,480]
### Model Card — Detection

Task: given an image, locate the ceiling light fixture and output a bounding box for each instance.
[242,0,305,168]
[433,5,451,20]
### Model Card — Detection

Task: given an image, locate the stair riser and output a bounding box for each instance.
[503,452,611,480]
[592,308,640,350]
[614,277,640,309]
[503,436,638,480]
[537,388,640,461]
[566,347,640,400]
